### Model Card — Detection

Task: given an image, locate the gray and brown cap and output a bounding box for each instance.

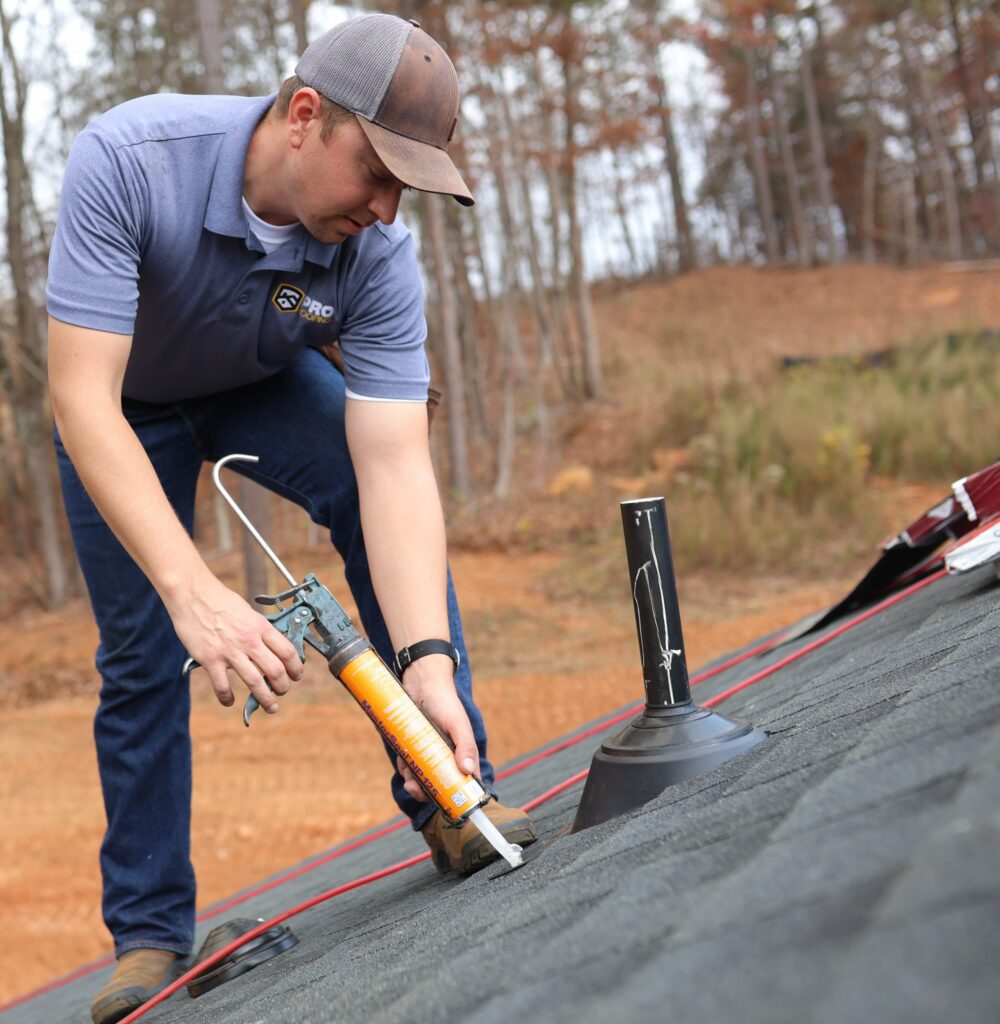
[296,13,474,206]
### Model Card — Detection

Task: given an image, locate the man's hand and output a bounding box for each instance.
[168,574,303,714]
[394,655,479,802]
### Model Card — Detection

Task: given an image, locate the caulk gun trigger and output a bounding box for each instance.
[243,695,259,727]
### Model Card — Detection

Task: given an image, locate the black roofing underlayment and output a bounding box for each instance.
[7,564,1000,1024]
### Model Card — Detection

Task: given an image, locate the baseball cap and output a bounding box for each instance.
[295,13,474,206]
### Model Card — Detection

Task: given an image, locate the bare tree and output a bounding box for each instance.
[0,0,71,606]
[794,14,840,264]
[555,7,602,398]
[763,26,812,266]
[743,37,780,262]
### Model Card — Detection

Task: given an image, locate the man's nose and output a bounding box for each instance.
[369,181,403,225]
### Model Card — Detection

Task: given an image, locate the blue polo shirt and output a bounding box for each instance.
[46,93,430,403]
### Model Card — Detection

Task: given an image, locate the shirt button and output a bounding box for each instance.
[238,293,249,304]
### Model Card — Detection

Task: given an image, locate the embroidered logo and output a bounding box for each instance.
[272,283,334,324]
[272,284,304,313]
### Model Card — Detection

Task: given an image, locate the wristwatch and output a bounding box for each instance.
[392,639,461,678]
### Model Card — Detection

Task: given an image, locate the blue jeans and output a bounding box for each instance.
[55,348,496,957]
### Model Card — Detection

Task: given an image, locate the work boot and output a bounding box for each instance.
[91,948,190,1024]
[421,801,538,876]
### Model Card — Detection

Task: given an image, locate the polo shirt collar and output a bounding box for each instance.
[204,95,273,241]
[203,93,338,270]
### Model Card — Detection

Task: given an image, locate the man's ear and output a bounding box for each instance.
[287,87,324,149]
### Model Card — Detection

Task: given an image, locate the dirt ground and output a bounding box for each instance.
[1,263,995,1005]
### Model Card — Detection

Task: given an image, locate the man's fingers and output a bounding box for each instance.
[205,663,235,708]
[455,743,479,778]
[396,756,428,802]
[233,656,279,714]
[263,623,304,682]
[441,710,479,777]
[248,641,294,696]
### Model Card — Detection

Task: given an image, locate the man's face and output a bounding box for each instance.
[288,97,407,244]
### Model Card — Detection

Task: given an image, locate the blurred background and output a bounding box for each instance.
[0,0,998,1003]
[1,0,998,609]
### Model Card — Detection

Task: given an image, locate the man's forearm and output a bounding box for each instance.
[354,452,451,652]
[54,394,212,604]
[48,317,301,708]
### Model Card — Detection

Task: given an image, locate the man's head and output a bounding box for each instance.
[293,13,474,207]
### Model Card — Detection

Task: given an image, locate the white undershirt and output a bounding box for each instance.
[242,197,299,253]
[242,197,422,405]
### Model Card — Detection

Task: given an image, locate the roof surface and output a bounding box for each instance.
[6,563,999,1024]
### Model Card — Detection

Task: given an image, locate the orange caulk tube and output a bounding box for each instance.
[329,638,524,869]
[333,639,487,821]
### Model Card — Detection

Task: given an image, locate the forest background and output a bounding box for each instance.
[1,0,999,1004]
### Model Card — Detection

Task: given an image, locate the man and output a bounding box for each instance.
[46,14,537,1024]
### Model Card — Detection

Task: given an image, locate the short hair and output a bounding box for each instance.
[271,75,356,142]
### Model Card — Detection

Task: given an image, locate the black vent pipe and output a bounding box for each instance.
[622,498,691,707]
[572,497,766,832]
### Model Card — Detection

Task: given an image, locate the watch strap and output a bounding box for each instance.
[392,639,461,678]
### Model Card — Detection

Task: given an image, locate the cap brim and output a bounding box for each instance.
[357,117,475,207]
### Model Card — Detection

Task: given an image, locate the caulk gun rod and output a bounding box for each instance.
[212,454,298,588]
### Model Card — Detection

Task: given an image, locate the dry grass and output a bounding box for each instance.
[444,263,999,586]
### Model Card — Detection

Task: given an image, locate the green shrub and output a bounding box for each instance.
[647,332,998,572]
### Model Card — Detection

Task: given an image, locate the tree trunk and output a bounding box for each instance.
[446,201,490,443]
[494,76,558,478]
[899,20,963,260]
[497,80,561,375]
[795,16,840,264]
[493,372,516,499]
[213,489,234,553]
[611,149,640,276]
[861,99,879,264]
[421,192,472,498]
[238,478,271,599]
[902,170,920,266]
[194,0,225,92]
[290,0,310,52]
[559,22,602,399]
[529,47,579,396]
[0,0,71,606]
[946,0,996,246]
[649,50,695,272]
[764,40,812,267]
[743,42,780,263]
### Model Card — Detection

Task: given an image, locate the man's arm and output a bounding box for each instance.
[345,397,479,800]
[48,317,302,709]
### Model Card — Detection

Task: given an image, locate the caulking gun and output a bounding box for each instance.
[184,453,522,871]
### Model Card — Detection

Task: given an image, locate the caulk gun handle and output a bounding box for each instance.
[185,656,272,728]
[242,674,278,726]
[243,693,261,727]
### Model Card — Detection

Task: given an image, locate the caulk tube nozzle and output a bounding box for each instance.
[468,806,523,869]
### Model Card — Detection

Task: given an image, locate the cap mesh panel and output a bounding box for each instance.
[295,15,409,118]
